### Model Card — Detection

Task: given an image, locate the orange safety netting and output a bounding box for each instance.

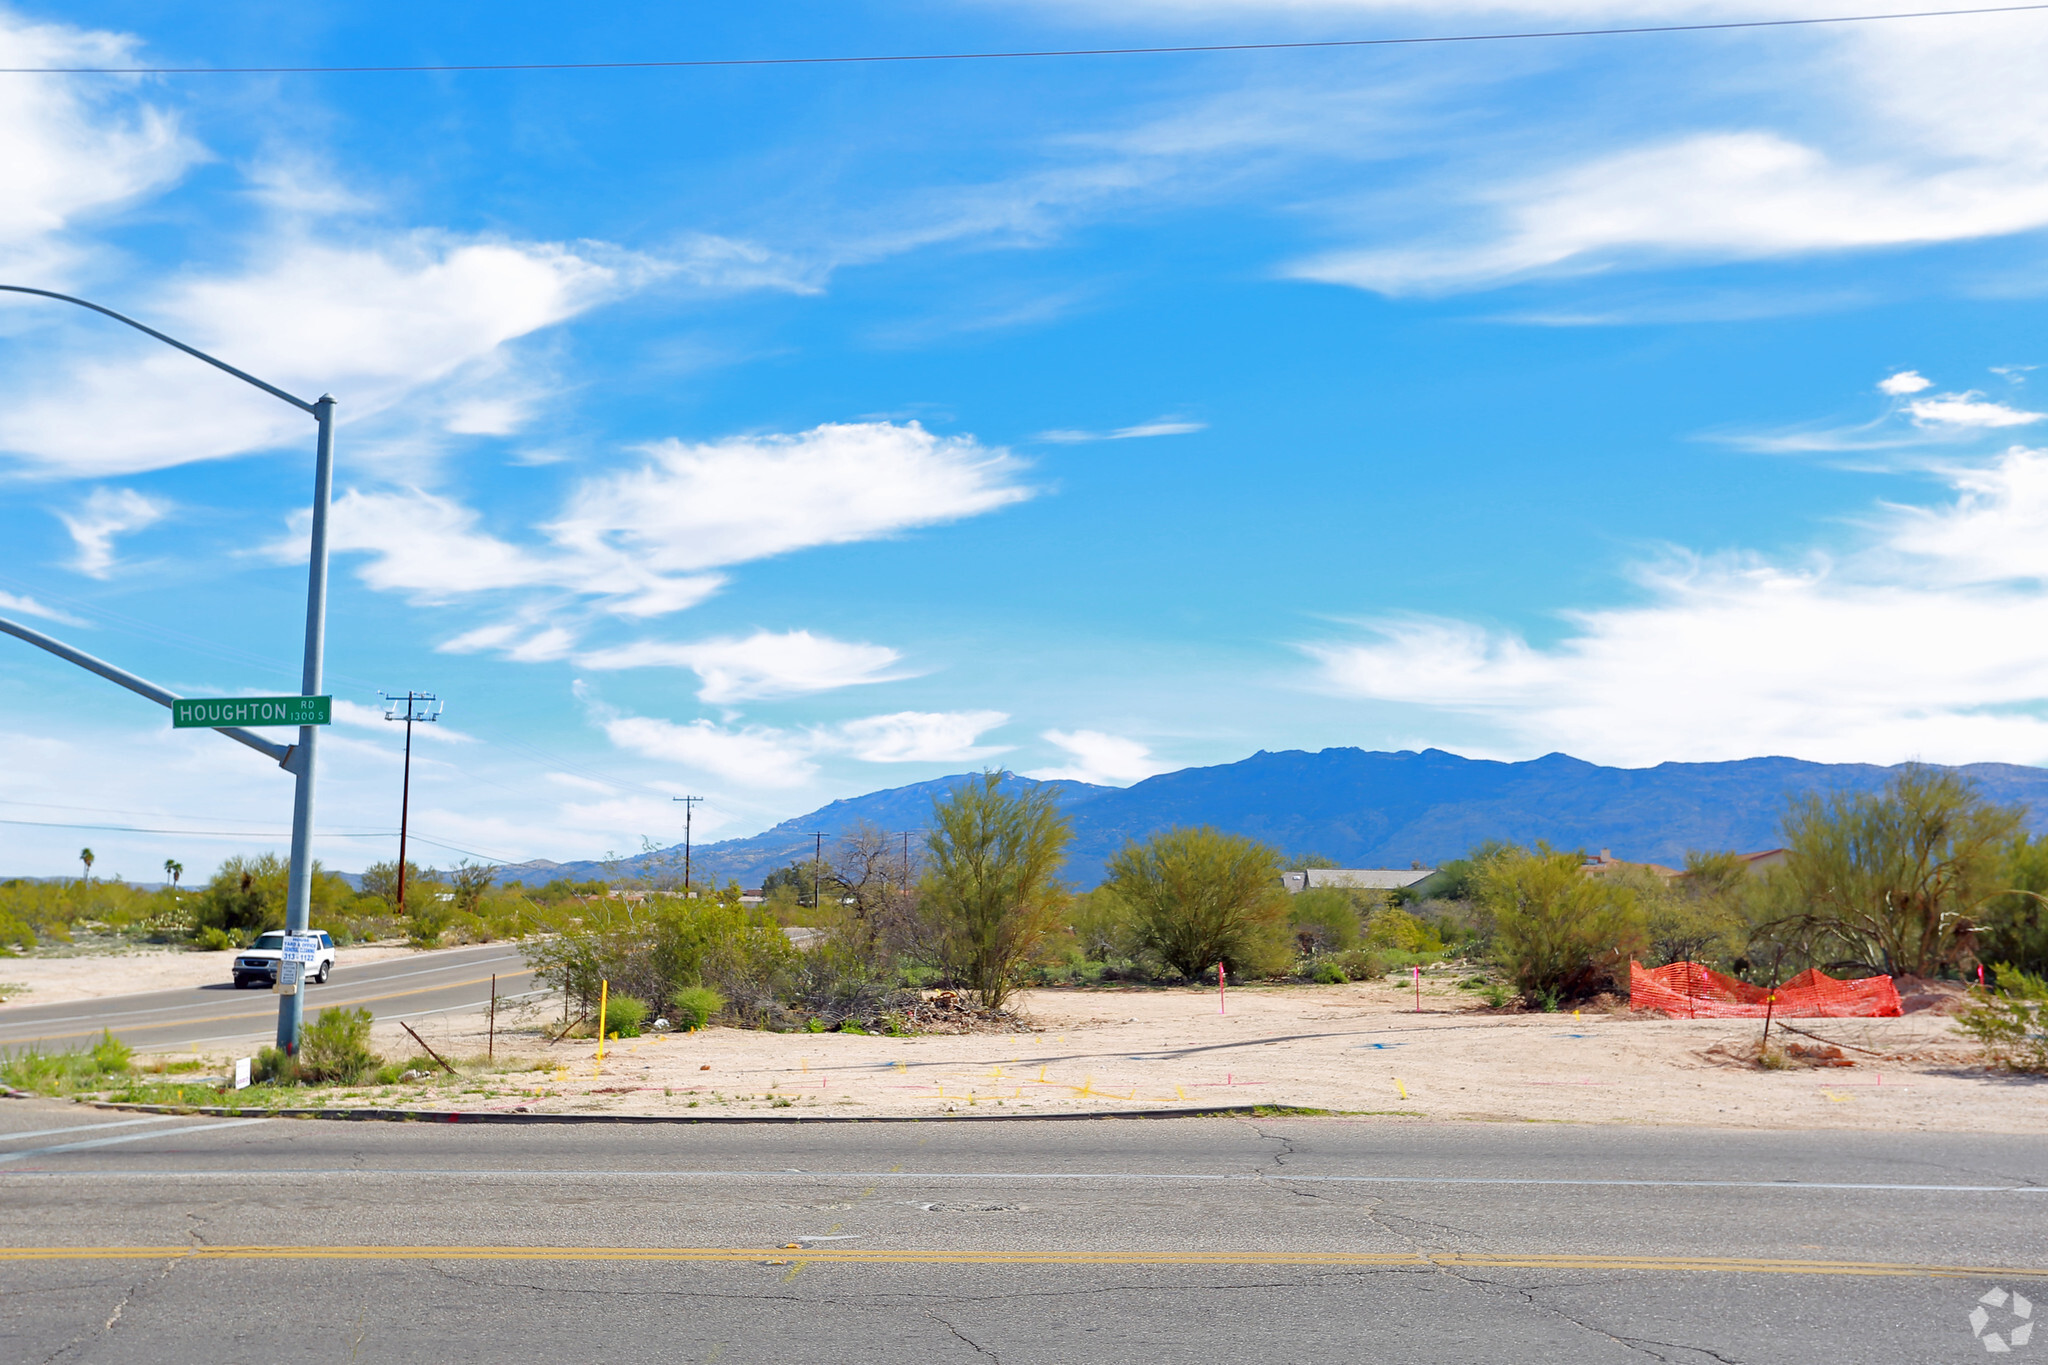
[1629,960,1902,1019]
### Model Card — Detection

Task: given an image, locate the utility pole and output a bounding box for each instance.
[672,795,704,892]
[806,831,825,911]
[380,692,442,917]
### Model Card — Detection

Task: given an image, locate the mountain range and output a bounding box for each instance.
[492,747,2048,891]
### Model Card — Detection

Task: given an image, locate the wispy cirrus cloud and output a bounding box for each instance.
[1719,369,2043,456]
[1034,417,1207,444]
[57,487,167,577]
[577,630,911,704]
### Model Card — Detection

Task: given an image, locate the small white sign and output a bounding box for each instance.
[274,959,301,995]
[282,933,320,963]
[233,1057,251,1090]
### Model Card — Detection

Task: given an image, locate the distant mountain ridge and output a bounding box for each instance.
[494,748,2048,891]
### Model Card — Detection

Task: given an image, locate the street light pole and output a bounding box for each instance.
[0,285,333,1056]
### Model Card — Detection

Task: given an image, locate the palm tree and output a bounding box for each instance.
[79,847,94,886]
[164,858,183,889]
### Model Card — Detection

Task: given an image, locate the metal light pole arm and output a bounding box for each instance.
[0,614,295,768]
[0,286,317,414]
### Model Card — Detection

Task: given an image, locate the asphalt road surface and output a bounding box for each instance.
[0,1101,2041,1363]
[0,943,535,1054]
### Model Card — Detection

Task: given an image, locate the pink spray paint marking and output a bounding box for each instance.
[1218,962,1226,1014]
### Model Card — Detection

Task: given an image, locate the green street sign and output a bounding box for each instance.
[173,695,332,729]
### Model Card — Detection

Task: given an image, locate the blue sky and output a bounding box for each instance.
[5,1,2048,879]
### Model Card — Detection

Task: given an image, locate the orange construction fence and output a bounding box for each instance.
[1629,960,1902,1019]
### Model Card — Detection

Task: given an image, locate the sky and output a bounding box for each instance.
[4,0,2048,881]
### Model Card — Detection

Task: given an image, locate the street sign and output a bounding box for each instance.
[282,933,320,963]
[172,695,330,728]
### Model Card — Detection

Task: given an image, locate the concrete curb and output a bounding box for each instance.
[79,1099,1287,1126]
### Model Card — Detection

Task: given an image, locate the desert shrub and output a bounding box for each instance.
[0,910,33,954]
[299,1006,379,1084]
[1978,833,2048,977]
[1332,948,1386,981]
[1106,826,1290,979]
[90,1029,132,1075]
[914,772,1071,1008]
[1288,888,1362,958]
[406,900,453,947]
[194,926,237,952]
[602,993,649,1038]
[251,1045,293,1084]
[1766,765,2021,977]
[671,985,725,1031]
[1957,966,2048,1072]
[1310,959,1348,985]
[1363,907,1444,955]
[1477,844,1647,1002]
[526,887,797,1025]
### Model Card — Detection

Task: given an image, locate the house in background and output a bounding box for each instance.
[1282,867,1437,895]
[1579,849,1683,881]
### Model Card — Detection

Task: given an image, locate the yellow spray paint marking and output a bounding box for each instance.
[801,1058,808,1074]
[1823,1091,1852,1103]
[1037,1067,1047,1083]
[1394,1077,1409,1100]
[894,1061,907,1073]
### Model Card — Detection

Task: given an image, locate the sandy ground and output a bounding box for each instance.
[140,975,2048,1135]
[0,943,421,1004]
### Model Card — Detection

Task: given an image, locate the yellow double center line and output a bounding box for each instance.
[0,1246,2041,1277]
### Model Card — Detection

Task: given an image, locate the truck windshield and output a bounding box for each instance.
[252,933,285,951]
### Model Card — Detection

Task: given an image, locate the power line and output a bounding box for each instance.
[5,5,2044,75]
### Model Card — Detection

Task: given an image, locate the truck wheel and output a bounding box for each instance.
[315,962,330,984]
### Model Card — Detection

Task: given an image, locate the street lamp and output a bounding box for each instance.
[0,285,335,1055]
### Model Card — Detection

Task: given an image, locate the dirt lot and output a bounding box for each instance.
[225,976,2044,1135]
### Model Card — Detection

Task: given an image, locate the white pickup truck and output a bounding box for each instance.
[231,931,336,989]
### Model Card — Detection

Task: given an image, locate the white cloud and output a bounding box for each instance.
[551,422,1034,579]
[1906,393,2044,430]
[315,421,1032,657]
[591,698,1011,787]
[1305,444,2048,766]
[825,710,1011,764]
[1026,729,1172,786]
[595,714,821,789]
[0,235,641,477]
[0,13,199,277]
[0,590,85,626]
[57,487,167,577]
[577,630,909,703]
[1879,371,1933,396]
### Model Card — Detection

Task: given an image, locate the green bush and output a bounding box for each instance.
[1288,888,1362,957]
[194,926,237,952]
[1476,844,1647,1002]
[89,1029,132,1075]
[1105,826,1290,979]
[1364,907,1444,955]
[1957,966,2048,1072]
[251,1045,294,1084]
[1309,959,1348,984]
[671,985,725,1031]
[602,993,649,1038]
[0,910,34,954]
[299,1006,379,1084]
[1332,948,1385,981]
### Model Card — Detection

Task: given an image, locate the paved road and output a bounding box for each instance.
[0,943,536,1053]
[0,1101,2040,1363]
